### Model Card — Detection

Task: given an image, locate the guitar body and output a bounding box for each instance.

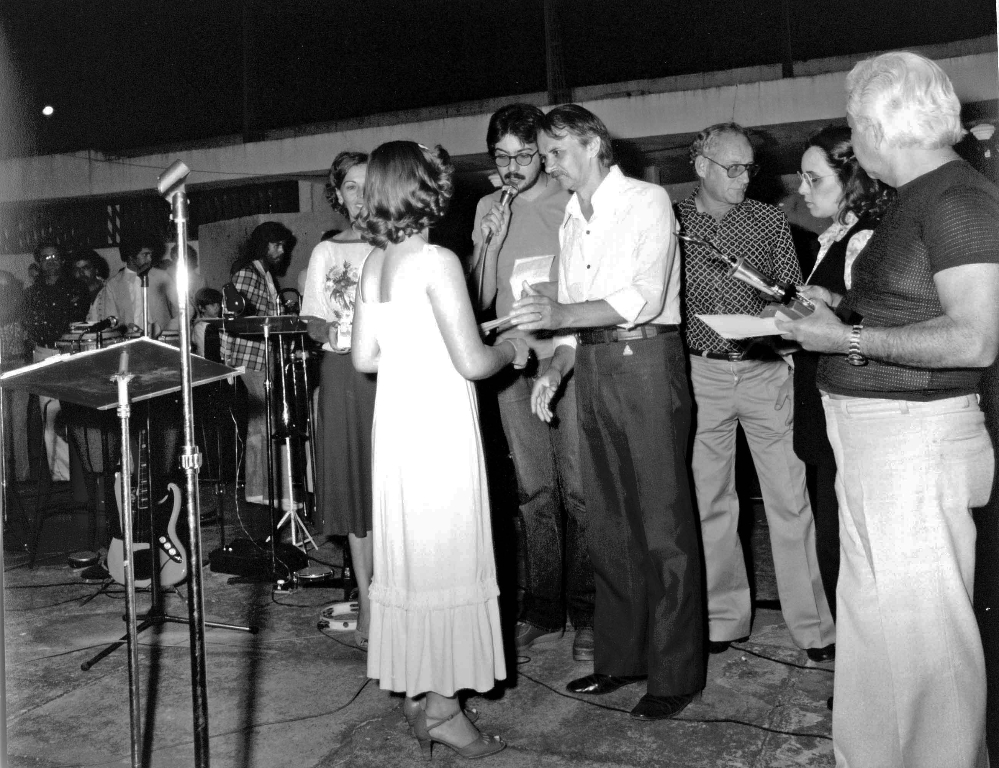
[107,429,188,588]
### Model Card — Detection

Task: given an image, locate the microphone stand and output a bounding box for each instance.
[156,161,211,767]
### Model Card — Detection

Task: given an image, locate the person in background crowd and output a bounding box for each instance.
[676,122,835,662]
[352,141,526,758]
[221,221,294,507]
[72,250,109,305]
[778,50,999,768]
[511,105,704,721]
[469,103,593,662]
[192,287,223,359]
[792,125,893,619]
[88,233,178,337]
[301,151,376,650]
[0,271,29,485]
[24,241,90,482]
[24,241,90,351]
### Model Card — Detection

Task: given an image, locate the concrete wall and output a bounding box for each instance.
[2,39,994,205]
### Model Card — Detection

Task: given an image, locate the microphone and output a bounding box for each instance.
[482,185,518,253]
[85,316,118,334]
[157,160,191,198]
[477,185,519,305]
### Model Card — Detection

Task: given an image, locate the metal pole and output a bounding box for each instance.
[114,370,142,768]
[158,160,210,768]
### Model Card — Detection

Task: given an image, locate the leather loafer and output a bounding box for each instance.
[708,635,749,654]
[572,628,595,662]
[630,693,694,720]
[806,643,835,663]
[566,673,644,695]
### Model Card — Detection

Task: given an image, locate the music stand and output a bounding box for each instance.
[0,337,252,768]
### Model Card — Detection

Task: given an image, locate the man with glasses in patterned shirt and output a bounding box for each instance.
[676,122,835,662]
[470,103,594,663]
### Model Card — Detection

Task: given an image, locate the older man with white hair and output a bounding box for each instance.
[779,51,999,768]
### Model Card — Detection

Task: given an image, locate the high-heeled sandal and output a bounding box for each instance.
[402,699,478,734]
[412,709,505,760]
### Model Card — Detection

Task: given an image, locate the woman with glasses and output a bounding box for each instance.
[792,125,893,621]
[301,150,376,650]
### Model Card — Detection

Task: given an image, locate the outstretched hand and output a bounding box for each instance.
[531,368,563,422]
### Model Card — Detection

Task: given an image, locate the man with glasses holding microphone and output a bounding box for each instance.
[676,123,835,662]
[470,103,595,663]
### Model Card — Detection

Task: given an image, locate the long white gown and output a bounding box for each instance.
[364,244,506,697]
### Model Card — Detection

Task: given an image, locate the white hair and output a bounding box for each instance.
[846,51,965,150]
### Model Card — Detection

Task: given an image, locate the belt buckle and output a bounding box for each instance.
[726,351,744,362]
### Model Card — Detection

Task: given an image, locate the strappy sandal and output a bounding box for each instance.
[402,699,478,734]
[413,709,504,760]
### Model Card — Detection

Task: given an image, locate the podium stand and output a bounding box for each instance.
[0,337,245,768]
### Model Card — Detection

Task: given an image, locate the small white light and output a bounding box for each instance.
[41,105,54,117]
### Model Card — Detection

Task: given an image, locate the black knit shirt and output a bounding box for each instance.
[817,160,999,400]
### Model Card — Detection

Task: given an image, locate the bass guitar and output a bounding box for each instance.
[107,429,187,588]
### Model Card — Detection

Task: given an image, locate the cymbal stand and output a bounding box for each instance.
[274,334,316,552]
[295,342,319,523]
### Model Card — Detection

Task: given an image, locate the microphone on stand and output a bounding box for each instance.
[477,185,519,306]
[84,316,118,334]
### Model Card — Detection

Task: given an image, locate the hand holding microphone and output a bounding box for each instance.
[476,185,519,307]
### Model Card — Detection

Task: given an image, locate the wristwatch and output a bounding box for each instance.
[847,324,867,366]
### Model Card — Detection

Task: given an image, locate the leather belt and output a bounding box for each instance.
[577,324,679,346]
[689,348,778,362]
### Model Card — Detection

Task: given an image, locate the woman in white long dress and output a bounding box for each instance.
[352,141,528,759]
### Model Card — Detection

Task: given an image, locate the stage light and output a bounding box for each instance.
[41,105,54,116]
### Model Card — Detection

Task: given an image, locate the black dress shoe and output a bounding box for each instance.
[708,635,749,654]
[806,643,836,662]
[566,674,644,695]
[630,693,694,720]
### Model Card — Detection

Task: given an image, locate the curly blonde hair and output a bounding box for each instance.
[356,141,454,249]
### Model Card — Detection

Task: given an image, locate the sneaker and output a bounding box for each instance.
[514,621,563,652]
[572,628,595,662]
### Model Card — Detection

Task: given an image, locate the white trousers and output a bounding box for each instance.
[824,393,992,768]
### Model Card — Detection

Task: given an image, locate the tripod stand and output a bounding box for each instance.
[81,397,257,672]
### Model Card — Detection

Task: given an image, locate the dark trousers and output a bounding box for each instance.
[495,366,593,632]
[810,459,839,621]
[575,332,704,696]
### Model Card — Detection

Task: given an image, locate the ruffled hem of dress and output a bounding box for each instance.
[366,595,507,698]
[368,579,499,611]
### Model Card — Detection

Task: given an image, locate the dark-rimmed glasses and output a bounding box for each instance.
[701,154,760,179]
[494,150,539,167]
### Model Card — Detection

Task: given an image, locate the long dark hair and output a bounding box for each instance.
[230,221,293,276]
[808,125,894,224]
[356,141,453,249]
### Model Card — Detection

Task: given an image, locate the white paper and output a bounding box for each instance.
[510,255,555,300]
[696,313,788,339]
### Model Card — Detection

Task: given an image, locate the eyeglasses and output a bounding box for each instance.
[39,253,62,262]
[797,171,837,190]
[494,150,539,167]
[701,155,760,179]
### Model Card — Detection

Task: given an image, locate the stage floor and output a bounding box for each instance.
[3,483,833,768]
